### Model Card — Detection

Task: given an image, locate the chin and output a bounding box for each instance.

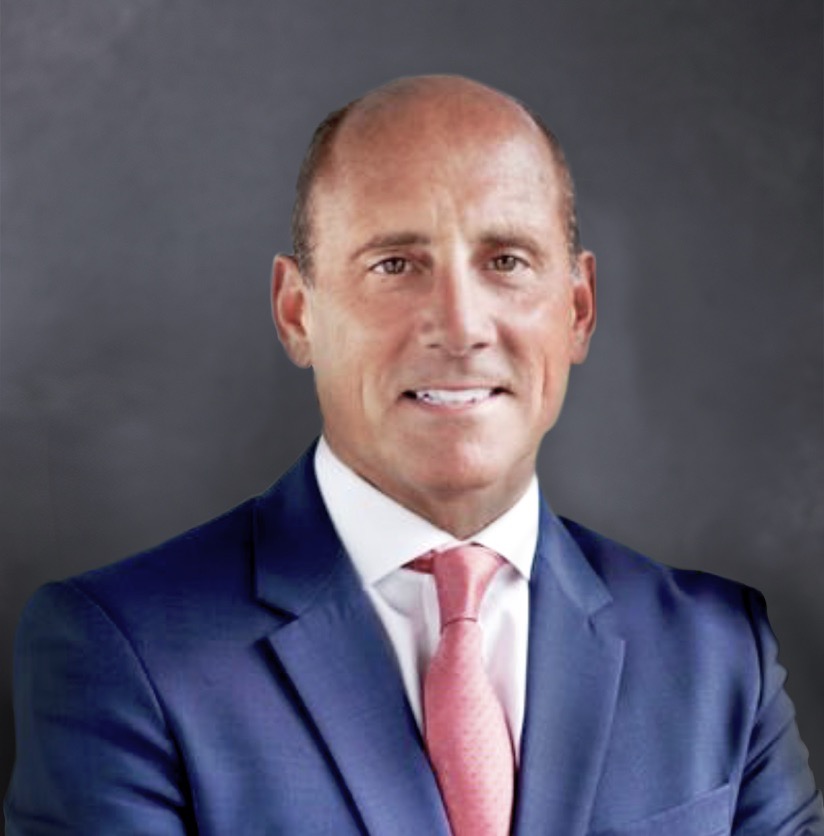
[404,445,513,495]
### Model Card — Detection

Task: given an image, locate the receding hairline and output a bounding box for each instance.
[290,76,581,278]
[332,75,539,136]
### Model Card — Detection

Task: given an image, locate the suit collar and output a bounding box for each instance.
[252,440,345,617]
[513,500,625,835]
[536,499,614,617]
[252,444,450,836]
[253,447,624,835]
[251,442,607,614]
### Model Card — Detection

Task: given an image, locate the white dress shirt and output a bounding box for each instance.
[314,437,538,760]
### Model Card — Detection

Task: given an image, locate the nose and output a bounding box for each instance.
[421,262,495,356]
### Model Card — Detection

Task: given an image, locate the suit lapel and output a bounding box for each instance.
[513,503,625,836]
[253,448,449,836]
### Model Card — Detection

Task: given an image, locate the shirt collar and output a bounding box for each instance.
[314,436,539,586]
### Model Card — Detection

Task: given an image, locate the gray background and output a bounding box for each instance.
[2,0,822,798]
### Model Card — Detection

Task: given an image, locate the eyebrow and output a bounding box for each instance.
[348,228,546,262]
[477,230,543,257]
[350,232,432,261]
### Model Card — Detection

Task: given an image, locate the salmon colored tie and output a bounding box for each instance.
[412,544,514,836]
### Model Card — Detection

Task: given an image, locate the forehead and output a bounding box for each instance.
[313,103,564,246]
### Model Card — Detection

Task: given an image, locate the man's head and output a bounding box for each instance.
[272,75,596,536]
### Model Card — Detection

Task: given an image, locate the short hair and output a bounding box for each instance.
[290,95,582,280]
[291,101,356,279]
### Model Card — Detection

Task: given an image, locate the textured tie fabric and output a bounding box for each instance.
[412,544,514,836]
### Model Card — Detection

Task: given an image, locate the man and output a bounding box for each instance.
[6,75,823,834]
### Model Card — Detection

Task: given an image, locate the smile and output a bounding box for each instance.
[404,388,505,407]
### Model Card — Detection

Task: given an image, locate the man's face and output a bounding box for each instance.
[274,94,595,530]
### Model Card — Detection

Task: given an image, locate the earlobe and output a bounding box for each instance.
[271,254,313,368]
[570,251,597,364]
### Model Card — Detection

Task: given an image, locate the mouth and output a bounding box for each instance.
[402,387,507,407]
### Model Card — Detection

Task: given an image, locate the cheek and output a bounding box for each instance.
[539,357,572,427]
[519,331,573,421]
[309,308,367,391]
[311,334,384,426]
[313,294,405,365]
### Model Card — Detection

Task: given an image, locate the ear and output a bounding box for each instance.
[569,250,596,364]
[271,254,313,368]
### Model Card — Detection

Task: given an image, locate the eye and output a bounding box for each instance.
[489,254,526,272]
[371,257,410,275]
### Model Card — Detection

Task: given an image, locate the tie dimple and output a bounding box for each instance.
[414,544,514,836]
[431,546,502,626]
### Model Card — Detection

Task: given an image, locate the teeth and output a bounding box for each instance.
[415,388,494,405]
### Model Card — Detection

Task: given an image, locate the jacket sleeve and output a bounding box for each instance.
[4,581,194,835]
[733,588,824,835]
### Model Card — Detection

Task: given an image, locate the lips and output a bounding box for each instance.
[402,386,507,406]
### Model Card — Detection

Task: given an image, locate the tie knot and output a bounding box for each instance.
[413,544,504,628]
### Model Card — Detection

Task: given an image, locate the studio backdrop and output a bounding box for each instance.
[2,0,822,792]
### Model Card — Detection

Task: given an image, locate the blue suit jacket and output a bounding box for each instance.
[6,446,823,834]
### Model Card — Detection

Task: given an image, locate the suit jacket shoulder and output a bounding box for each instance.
[6,449,448,835]
[535,514,824,836]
